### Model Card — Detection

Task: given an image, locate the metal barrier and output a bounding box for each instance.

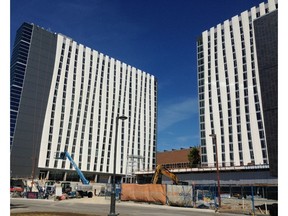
[193,184,278,215]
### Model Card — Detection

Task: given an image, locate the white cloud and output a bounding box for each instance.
[158,97,198,131]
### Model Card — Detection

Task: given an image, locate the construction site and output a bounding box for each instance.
[10,1,279,214]
[10,148,278,215]
[10,157,278,216]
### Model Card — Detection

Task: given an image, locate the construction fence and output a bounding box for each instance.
[121,183,194,206]
[119,183,278,215]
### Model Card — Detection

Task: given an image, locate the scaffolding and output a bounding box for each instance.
[124,155,144,183]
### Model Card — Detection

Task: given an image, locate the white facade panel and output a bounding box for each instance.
[37,32,157,179]
[197,0,277,168]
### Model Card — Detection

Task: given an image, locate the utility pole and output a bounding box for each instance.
[108,115,127,216]
[210,134,221,208]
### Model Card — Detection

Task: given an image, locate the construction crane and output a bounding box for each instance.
[58,151,89,184]
[56,151,93,197]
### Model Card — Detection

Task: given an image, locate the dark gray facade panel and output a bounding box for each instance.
[11,24,57,178]
[254,11,278,177]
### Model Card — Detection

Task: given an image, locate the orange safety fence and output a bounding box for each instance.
[121,183,167,205]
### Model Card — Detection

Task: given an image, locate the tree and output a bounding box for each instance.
[188,146,200,168]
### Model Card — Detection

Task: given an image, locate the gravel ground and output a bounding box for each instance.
[219,197,277,215]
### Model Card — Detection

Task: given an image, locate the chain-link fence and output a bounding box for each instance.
[193,184,278,215]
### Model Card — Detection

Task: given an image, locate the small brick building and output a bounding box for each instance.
[156,148,193,169]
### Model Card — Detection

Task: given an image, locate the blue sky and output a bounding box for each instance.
[2,1,287,213]
[10,0,267,152]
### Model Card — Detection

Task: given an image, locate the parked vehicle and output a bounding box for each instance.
[10,178,27,198]
[10,186,24,193]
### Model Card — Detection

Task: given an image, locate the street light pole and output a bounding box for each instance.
[209,134,221,208]
[108,115,127,216]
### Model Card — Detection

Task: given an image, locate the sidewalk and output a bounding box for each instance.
[61,196,276,215]
[60,196,215,214]
[60,195,110,204]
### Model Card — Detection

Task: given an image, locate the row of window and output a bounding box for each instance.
[10,24,33,147]
[198,11,268,165]
[45,40,156,172]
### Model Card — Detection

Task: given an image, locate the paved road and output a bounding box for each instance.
[11,198,246,216]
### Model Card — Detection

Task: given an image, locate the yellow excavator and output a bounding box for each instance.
[151,164,188,185]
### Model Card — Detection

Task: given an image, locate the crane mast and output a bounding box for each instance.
[58,151,89,185]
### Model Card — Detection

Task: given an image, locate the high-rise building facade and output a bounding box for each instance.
[253,9,278,176]
[197,0,278,168]
[10,22,157,182]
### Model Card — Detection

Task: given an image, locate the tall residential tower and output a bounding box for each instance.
[197,0,278,172]
[10,23,157,182]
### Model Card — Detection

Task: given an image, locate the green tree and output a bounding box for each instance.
[188,146,200,168]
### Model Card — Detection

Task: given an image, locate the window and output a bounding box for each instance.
[258,121,263,129]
